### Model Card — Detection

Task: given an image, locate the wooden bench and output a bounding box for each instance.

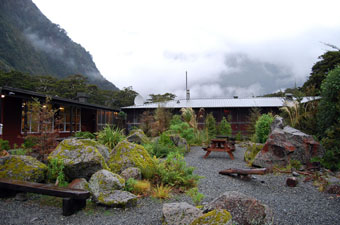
[203,138,235,160]
[0,178,90,216]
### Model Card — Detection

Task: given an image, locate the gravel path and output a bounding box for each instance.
[1,145,340,225]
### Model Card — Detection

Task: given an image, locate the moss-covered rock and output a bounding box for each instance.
[68,178,90,191]
[127,129,150,145]
[94,190,137,208]
[0,155,47,182]
[191,209,232,225]
[88,169,136,207]
[48,138,108,180]
[89,169,125,195]
[108,140,154,173]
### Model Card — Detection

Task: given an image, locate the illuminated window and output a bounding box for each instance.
[97,110,115,130]
[57,106,81,132]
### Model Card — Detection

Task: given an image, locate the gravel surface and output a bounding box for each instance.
[1,145,340,225]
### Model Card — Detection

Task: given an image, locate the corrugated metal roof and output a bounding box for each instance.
[122,97,319,109]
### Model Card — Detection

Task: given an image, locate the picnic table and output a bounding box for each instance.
[202,137,235,160]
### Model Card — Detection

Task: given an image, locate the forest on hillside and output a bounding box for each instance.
[0,0,117,91]
[0,71,137,108]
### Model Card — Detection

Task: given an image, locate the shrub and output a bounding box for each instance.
[186,187,205,206]
[244,143,263,165]
[255,113,274,143]
[125,178,137,192]
[139,111,154,137]
[217,117,232,137]
[47,158,68,187]
[151,107,172,136]
[205,113,217,139]
[96,125,125,149]
[75,131,96,139]
[169,122,195,144]
[132,180,151,195]
[0,139,10,151]
[22,136,38,149]
[170,114,182,126]
[151,184,172,199]
[180,108,197,129]
[157,152,201,190]
[235,131,243,142]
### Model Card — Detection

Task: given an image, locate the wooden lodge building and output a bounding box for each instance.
[122,96,318,136]
[0,86,119,146]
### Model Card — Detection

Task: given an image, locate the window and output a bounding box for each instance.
[21,101,54,133]
[57,106,81,132]
[97,110,114,130]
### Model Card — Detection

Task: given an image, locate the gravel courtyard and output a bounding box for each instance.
[1,145,339,225]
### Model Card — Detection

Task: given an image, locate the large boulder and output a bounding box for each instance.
[203,191,274,225]
[48,138,108,180]
[89,169,137,207]
[127,129,150,145]
[0,155,47,182]
[162,202,203,225]
[108,140,154,174]
[253,123,324,168]
[191,209,233,225]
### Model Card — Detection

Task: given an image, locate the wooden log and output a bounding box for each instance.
[219,168,268,176]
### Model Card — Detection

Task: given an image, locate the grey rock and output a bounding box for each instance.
[48,138,108,180]
[95,190,137,208]
[203,191,274,225]
[89,169,125,198]
[191,209,233,225]
[271,115,284,131]
[162,202,203,225]
[15,192,27,201]
[120,167,142,181]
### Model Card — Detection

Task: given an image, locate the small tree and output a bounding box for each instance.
[217,117,232,137]
[151,107,172,136]
[27,97,59,161]
[205,113,216,139]
[140,111,154,137]
[255,113,274,143]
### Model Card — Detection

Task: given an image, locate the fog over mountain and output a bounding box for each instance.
[30,1,340,98]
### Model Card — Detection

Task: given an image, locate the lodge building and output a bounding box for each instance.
[122,96,318,136]
[0,86,119,146]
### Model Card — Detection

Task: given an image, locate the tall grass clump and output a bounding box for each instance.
[96,125,125,149]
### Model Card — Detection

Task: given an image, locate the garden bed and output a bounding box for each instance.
[1,145,340,225]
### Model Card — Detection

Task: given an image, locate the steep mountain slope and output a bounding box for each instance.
[0,0,118,90]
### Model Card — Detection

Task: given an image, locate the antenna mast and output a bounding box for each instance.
[186,71,190,100]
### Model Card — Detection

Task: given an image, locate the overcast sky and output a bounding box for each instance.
[32,0,340,99]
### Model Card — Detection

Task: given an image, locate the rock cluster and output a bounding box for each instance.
[162,191,273,225]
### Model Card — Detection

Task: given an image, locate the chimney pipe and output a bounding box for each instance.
[186,71,190,100]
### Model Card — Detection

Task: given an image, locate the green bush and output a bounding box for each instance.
[96,125,125,149]
[205,113,217,139]
[235,131,243,142]
[142,152,202,190]
[145,132,185,158]
[255,114,274,143]
[75,131,96,139]
[316,66,340,171]
[169,122,195,144]
[157,152,202,189]
[217,117,232,137]
[124,178,137,192]
[170,114,183,126]
[186,187,205,206]
[0,138,10,151]
[23,136,38,149]
[47,158,68,187]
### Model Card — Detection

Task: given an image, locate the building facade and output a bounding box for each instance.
[0,86,119,146]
